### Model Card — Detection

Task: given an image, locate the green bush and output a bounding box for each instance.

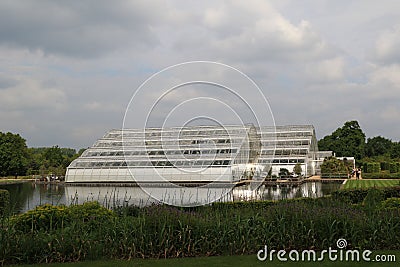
[68,201,115,230]
[363,162,381,173]
[0,189,10,217]
[11,204,69,232]
[363,188,384,210]
[380,198,400,210]
[11,201,115,233]
[332,186,400,204]
[2,195,400,265]
[380,161,390,171]
[361,172,400,179]
[390,162,400,173]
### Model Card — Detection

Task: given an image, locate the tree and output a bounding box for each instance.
[365,136,393,157]
[293,163,302,176]
[44,146,64,167]
[390,142,400,159]
[0,132,29,177]
[318,120,366,160]
[320,156,350,175]
[279,168,290,177]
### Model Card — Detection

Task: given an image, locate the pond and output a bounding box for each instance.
[0,181,342,214]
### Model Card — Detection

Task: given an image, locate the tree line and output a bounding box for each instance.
[318,120,400,160]
[0,132,84,177]
[2,121,399,177]
[318,120,400,175]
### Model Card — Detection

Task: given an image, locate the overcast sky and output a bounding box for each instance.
[1,0,400,149]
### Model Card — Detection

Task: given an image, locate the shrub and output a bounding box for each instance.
[0,189,10,217]
[66,201,116,230]
[363,188,384,210]
[382,186,400,198]
[114,204,140,217]
[332,186,400,204]
[390,162,400,173]
[1,197,400,265]
[11,202,115,233]
[11,204,68,232]
[363,162,381,173]
[380,198,400,210]
[380,161,390,171]
[361,172,400,179]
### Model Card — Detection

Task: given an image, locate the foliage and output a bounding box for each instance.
[362,188,384,210]
[278,168,289,177]
[318,121,366,160]
[0,131,84,177]
[332,186,400,204]
[380,198,400,210]
[27,146,81,176]
[389,162,400,173]
[11,202,115,233]
[320,156,351,175]
[0,189,10,217]
[293,163,302,176]
[11,204,69,232]
[365,136,393,157]
[1,196,400,265]
[361,172,400,179]
[391,142,400,159]
[363,162,381,173]
[0,132,29,177]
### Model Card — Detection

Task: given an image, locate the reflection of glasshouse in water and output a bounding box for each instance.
[65,124,321,183]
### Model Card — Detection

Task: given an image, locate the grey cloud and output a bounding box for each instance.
[0,0,163,58]
[0,75,17,89]
[2,0,400,148]
[373,25,400,65]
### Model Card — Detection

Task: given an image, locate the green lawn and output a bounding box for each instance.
[16,252,399,267]
[342,179,400,189]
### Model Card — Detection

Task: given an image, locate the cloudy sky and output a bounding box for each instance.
[1,0,399,149]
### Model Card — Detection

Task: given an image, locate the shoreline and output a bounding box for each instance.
[0,178,32,185]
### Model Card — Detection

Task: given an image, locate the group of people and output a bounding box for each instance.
[350,167,362,179]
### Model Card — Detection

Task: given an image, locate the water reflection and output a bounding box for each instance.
[0,181,341,213]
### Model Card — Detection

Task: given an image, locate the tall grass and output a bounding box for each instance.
[1,190,399,265]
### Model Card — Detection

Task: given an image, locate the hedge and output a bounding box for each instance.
[363,162,381,173]
[390,162,400,173]
[361,172,400,179]
[332,186,400,204]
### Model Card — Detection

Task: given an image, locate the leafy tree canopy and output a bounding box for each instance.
[320,156,352,174]
[365,136,393,157]
[0,132,29,176]
[293,163,302,176]
[318,120,366,160]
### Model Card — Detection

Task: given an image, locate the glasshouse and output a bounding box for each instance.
[65,124,321,183]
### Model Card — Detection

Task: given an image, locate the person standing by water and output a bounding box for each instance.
[355,168,360,180]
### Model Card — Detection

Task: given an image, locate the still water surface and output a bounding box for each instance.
[0,181,341,213]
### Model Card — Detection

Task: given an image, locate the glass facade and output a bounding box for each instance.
[65,124,319,183]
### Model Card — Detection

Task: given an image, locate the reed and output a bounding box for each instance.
[0,188,399,265]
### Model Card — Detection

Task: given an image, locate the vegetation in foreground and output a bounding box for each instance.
[14,252,400,267]
[0,186,399,265]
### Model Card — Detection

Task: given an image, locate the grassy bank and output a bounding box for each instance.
[1,187,399,265]
[0,179,30,185]
[342,180,400,189]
